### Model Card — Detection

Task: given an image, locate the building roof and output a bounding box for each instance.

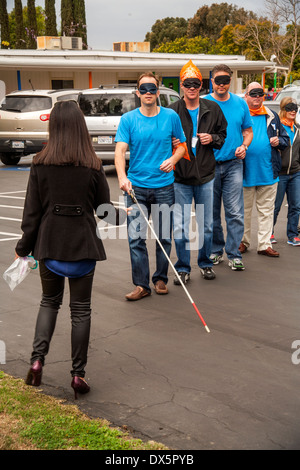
[0,49,287,75]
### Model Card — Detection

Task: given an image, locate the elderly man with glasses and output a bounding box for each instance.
[169,60,227,283]
[239,82,290,257]
[114,72,186,300]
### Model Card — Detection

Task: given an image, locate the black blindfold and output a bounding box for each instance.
[284,103,298,112]
[213,75,231,85]
[248,88,265,98]
[182,78,201,89]
[139,83,158,94]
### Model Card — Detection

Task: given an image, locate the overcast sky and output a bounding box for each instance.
[6,0,266,51]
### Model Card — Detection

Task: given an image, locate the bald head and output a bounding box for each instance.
[245,82,265,109]
[246,82,263,93]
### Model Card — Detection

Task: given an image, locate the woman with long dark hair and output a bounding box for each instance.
[15,100,122,398]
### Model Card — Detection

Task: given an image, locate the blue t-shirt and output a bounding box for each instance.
[115,107,186,188]
[205,93,253,162]
[243,115,279,187]
[282,124,294,144]
[188,107,199,156]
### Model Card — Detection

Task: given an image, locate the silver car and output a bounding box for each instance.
[264,84,300,122]
[0,89,80,165]
[78,85,181,164]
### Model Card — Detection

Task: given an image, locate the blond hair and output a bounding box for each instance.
[279,96,296,120]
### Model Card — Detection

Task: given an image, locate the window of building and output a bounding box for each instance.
[52,79,74,89]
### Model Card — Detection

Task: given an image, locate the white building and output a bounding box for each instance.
[0,46,286,96]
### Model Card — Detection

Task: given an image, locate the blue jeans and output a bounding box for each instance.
[173,180,214,272]
[273,172,300,239]
[212,159,244,259]
[125,184,174,292]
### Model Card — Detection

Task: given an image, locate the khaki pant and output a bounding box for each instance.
[242,183,278,251]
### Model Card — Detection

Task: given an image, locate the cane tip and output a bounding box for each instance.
[205,325,210,333]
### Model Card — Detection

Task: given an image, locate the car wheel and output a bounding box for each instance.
[0,153,21,165]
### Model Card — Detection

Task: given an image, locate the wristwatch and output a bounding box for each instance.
[242,144,248,151]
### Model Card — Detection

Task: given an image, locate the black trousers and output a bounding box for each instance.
[31,260,95,377]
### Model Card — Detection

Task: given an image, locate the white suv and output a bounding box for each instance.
[78,84,181,164]
[0,89,80,165]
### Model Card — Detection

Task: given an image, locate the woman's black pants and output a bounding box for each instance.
[30,260,95,377]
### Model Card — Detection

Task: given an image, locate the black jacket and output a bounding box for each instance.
[169,97,227,185]
[264,106,290,178]
[16,164,124,261]
[279,122,300,175]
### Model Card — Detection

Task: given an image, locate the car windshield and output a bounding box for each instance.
[0,95,52,112]
[275,90,300,102]
[79,93,138,116]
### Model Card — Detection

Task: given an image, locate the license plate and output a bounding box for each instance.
[11,141,25,149]
[97,136,112,144]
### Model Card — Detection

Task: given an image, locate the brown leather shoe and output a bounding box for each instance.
[125,286,151,301]
[239,242,248,254]
[154,280,168,295]
[257,247,280,257]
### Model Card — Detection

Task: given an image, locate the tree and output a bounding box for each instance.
[215,25,243,55]
[45,0,57,36]
[73,0,87,48]
[61,0,74,36]
[145,17,188,51]
[233,20,280,61]
[9,4,45,49]
[0,0,10,48]
[14,0,26,49]
[265,0,300,76]
[153,36,214,54]
[61,0,88,47]
[26,0,37,48]
[187,3,258,41]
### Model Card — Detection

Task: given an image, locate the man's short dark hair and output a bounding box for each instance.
[211,64,233,78]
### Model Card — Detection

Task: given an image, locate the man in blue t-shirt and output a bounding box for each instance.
[205,64,253,271]
[115,72,186,301]
[240,82,289,257]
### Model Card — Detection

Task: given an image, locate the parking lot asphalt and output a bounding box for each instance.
[0,157,300,450]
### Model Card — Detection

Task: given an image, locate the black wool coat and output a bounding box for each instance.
[16,164,123,262]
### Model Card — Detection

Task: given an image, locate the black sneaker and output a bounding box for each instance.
[174,272,190,285]
[200,267,216,280]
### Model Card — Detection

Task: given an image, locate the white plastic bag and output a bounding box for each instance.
[3,256,38,291]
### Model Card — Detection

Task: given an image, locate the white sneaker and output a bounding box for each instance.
[228,258,245,271]
[209,253,224,265]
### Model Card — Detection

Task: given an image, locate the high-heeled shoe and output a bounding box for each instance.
[25,360,43,386]
[71,376,90,399]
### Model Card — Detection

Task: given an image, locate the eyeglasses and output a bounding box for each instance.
[213,75,231,85]
[138,83,158,94]
[248,89,265,98]
[182,79,201,89]
[284,103,298,112]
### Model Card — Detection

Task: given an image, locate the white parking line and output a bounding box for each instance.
[0,205,24,210]
[0,195,25,200]
[0,231,21,242]
[0,216,22,222]
[0,191,26,195]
